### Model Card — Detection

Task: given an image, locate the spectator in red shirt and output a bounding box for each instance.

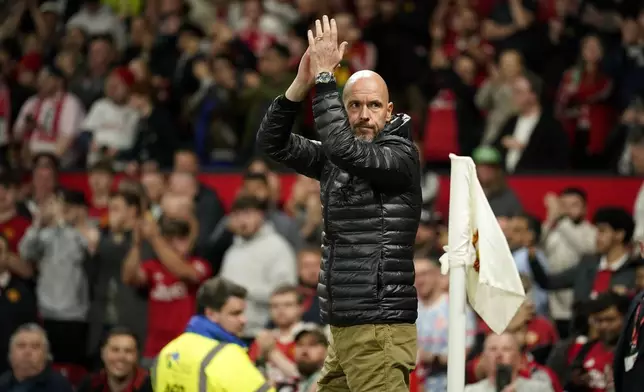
[77,327,151,392]
[121,217,212,363]
[87,159,114,228]
[556,35,615,170]
[0,173,30,279]
[250,285,315,389]
[564,291,628,392]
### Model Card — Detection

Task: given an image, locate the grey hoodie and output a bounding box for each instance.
[19,224,90,321]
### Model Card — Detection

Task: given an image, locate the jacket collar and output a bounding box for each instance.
[378,113,412,140]
[184,315,248,348]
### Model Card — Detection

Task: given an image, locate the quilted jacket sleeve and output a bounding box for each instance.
[312,82,419,189]
[256,95,325,180]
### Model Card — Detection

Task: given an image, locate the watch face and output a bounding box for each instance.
[317,72,333,83]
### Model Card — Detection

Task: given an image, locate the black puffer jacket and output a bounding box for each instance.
[257,82,421,326]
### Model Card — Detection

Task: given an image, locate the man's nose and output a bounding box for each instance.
[359,106,370,121]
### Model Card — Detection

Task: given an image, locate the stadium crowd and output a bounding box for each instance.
[0,0,644,391]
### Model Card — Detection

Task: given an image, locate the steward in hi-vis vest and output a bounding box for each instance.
[153,277,273,392]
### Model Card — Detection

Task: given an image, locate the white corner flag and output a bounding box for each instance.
[440,154,526,392]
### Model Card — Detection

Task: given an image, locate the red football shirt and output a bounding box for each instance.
[88,205,109,228]
[141,257,211,358]
[526,316,559,350]
[567,340,614,392]
[0,214,31,252]
[248,326,300,386]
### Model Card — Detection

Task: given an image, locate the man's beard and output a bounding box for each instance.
[297,361,322,377]
[569,216,583,225]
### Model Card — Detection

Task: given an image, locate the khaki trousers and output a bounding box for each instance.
[317,323,417,392]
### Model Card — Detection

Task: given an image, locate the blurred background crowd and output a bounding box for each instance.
[0,0,644,391]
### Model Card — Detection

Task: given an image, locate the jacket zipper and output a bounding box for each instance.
[324,171,334,321]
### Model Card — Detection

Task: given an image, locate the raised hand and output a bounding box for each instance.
[307,15,348,76]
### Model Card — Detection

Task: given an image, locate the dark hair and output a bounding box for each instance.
[89,159,114,175]
[89,33,115,47]
[560,187,588,203]
[102,326,139,348]
[572,300,591,336]
[592,207,635,244]
[32,153,59,172]
[267,42,290,59]
[298,245,322,256]
[60,189,88,207]
[243,171,268,185]
[159,218,191,238]
[247,156,271,171]
[230,195,267,213]
[197,277,247,311]
[521,214,542,243]
[522,72,543,98]
[588,291,630,316]
[0,172,19,189]
[110,190,142,213]
[129,82,153,99]
[271,284,300,298]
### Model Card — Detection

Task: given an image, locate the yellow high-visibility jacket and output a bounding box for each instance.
[152,332,274,392]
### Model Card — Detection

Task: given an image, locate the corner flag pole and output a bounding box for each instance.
[446,156,472,392]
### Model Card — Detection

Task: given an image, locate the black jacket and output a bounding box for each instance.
[257,82,421,326]
[494,112,570,172]
[0,367,73,392]
[614,290,644,392]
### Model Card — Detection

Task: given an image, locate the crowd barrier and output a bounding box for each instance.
[58,173,642,220]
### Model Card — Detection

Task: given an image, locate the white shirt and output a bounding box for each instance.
[66,5,126,49]
[13,92,85,165]
[505,112,540,173]
[597,253,629,271]
[82,98,140,165]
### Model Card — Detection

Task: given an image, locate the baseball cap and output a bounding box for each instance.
[472,146,501,166]
[294,324,328,347]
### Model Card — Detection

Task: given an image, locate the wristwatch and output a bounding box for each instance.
[315,71,336,84]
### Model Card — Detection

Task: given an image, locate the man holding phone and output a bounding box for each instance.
[465,333,554,392]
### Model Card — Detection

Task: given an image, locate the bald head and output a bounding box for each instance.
[342,70,393,141]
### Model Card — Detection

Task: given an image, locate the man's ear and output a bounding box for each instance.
[386,102,394,122]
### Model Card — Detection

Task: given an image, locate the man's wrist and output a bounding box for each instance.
[284,80,310,102]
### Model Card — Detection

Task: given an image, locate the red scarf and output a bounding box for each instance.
[28,93,66,142]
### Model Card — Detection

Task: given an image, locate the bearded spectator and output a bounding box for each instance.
[294,326,328,392]
[296,246,322,325]
[542,188,597,337]
[219,195,297,340]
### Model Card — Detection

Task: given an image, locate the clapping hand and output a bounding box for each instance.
[307,16,348,76]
